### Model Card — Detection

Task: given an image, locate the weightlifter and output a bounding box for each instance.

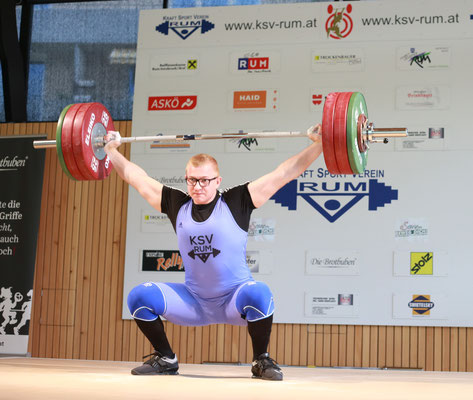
[104,124,323,380]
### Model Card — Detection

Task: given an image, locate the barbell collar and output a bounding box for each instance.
[370,127,408,136]
[363,126,408,144]
[33,140,58,149]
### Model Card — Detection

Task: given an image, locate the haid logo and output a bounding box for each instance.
[233,91,267,109]
[325,4,353,40]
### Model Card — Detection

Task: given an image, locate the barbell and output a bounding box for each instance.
[33,92,408,181]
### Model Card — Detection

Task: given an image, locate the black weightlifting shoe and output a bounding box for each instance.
[131,351,179,375]
[251,353,283,381]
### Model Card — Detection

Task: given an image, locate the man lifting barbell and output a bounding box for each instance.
[103,124,323,380]
[32,91,407,379]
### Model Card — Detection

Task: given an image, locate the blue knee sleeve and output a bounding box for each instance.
[235,281,274,322]
[127,282,166,321]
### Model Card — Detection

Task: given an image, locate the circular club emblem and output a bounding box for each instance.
[325,4,353,40]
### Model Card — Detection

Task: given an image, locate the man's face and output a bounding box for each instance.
[186,162,222,205]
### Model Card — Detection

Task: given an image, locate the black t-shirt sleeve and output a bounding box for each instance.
[222,182,256,232]
[161,185,190,231]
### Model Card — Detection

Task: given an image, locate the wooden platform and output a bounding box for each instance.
[0,357,472,400]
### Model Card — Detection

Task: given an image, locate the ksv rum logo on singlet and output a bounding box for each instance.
[188,234,221,263]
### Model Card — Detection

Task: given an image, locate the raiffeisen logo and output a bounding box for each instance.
[270,169,398,223]
[156,17,215,40]
[325,4,353,39]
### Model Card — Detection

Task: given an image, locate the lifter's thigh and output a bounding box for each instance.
[128,282,207,326]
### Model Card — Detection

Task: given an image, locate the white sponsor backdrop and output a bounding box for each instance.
[123,0,473,326]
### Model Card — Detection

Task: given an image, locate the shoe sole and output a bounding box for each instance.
[251,374,283,381]
[131,370,179,376]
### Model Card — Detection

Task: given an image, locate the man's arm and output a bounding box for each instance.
[248,124,322,208]
[104,132,163,212]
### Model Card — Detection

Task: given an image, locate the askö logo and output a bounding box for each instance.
[148,96,197,111]
[270,173,398,223]
[156,18,215,40]
[325,4,353,40]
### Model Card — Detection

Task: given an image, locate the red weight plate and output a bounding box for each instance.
[61,103,88,180]
[322,92,341,174]
[72,103,115,180]
[333,92,354,174]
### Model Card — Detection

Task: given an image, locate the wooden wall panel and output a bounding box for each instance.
[2,121,473,372]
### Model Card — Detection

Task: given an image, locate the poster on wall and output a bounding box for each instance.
[0,136,45,355]
[123,0,473,327]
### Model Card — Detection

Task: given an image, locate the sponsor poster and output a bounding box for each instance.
[123,0,473,326]
[392,293,448,320]
[393,250,449,277]
[305,251,360,276]
[0,136,45,354]
[305,293,359,318]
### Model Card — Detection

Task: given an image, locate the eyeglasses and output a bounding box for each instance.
[185,176,218,187]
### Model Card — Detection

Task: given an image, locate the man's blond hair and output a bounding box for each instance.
[186,154,220,175]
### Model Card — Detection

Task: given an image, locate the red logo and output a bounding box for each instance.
[325,4,353,40]
[148,96,197,111]
[238,57,270,70]
[312,94,323,106]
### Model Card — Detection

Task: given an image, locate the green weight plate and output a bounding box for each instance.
[56,104,76,180]
[346,92,368,174]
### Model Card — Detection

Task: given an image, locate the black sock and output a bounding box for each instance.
[134,317,174,358]
[248,314,273,360]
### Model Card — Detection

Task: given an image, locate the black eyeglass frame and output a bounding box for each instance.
[185,176,219,187]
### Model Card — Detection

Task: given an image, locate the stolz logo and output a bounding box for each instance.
[410,252,433,275]
[270,173,398,223]
[156,18,215,40]
[238,57,269,71]
[148,96,197,111]
[325,4,353,40]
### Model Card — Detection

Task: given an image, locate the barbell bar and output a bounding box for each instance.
[33,92,408,181]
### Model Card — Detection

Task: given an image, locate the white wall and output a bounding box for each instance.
[123,0,473,326]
